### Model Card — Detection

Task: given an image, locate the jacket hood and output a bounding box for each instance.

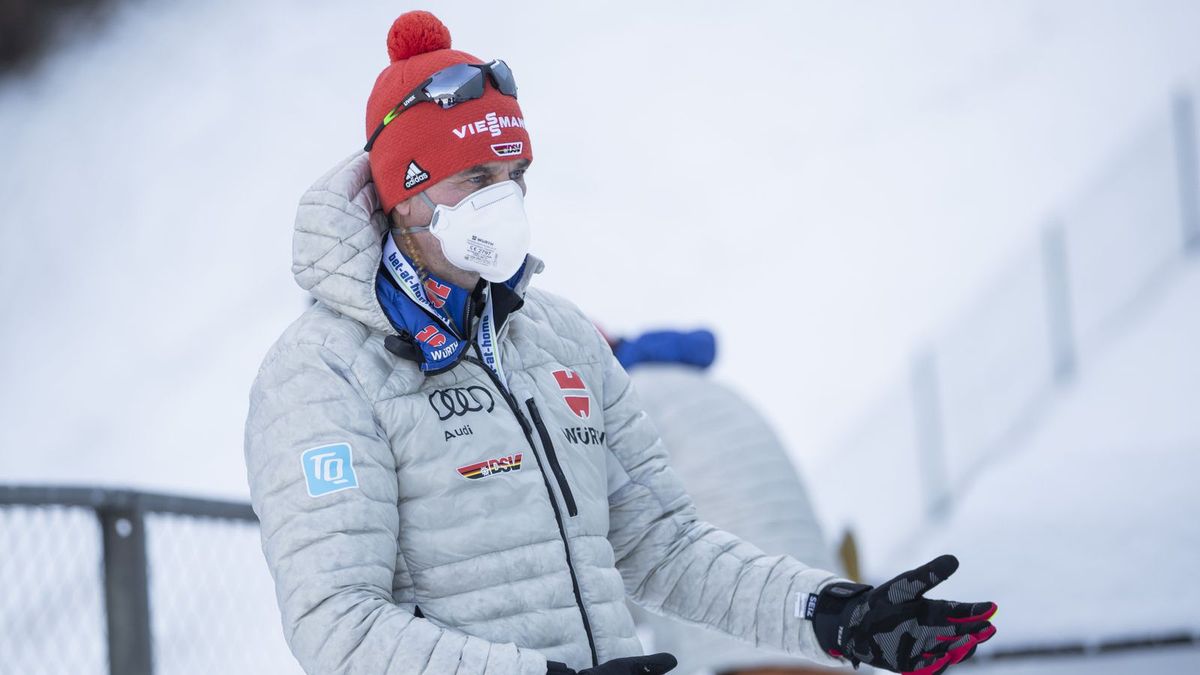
[293,152,394,333]
[291,152,542,335]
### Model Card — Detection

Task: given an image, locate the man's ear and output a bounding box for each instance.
[390,200,411,226]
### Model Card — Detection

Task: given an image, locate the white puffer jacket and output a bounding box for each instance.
[243,153,844,675]
[627,366,845,675]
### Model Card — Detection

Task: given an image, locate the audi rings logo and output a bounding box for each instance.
[429,386,495,420]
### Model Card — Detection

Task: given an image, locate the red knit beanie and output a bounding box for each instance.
[365,11,533,213]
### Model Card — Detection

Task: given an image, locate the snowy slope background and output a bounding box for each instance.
[3,0,1199,497]
[893,261,1200,672]
[2,1,1199,673]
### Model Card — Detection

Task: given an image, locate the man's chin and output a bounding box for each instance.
[438,265,481,291]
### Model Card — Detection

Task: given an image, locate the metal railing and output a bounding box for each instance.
[0,485,298,675]
[4,484,1197,674]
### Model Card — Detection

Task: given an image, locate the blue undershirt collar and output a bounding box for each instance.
[375,240,529,376]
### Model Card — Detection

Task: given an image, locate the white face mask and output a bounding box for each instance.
[406,180,531,283]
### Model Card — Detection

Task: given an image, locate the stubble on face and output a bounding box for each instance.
[398,227,479,290]
[389,158,530,290]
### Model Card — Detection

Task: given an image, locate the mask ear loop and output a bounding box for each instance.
[404,191,439,235]
[393,190,439,279]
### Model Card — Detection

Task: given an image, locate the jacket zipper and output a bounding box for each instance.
[525,399,578,517]
[464,354,599,667]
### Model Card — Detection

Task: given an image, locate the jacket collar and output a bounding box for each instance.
[375,248,534,374]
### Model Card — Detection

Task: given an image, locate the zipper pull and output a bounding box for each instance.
[513,405,533,436]
[462,295,475,338]
[526,398,545,427]
[385,331,424,364]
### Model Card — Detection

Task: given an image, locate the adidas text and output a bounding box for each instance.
[405,161,430,189]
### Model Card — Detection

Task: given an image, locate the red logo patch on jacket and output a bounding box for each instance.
[457,453,522,480]
[552,369,591,419]
[423,279,451,309]
[415,325,447,348]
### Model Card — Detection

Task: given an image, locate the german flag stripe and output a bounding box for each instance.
[457,454,522,480]
[458,462,485,479]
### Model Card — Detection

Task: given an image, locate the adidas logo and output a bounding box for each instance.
[404,161,430,189]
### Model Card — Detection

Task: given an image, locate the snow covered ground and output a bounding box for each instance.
[878,258,1200,672]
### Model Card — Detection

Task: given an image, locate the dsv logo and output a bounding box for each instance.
[429,386,495,420]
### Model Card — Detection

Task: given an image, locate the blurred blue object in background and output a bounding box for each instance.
[613,329,717,371]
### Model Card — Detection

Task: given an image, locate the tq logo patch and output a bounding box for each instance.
[300,443,358,498]
[429,386,495,421]
[552,369,591,419]
[457,453,522,480]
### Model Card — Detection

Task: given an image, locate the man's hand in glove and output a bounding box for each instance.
[547,653,678,675]
[805,554,996,674]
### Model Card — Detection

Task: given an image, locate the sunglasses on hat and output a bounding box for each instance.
[364,59,518,152]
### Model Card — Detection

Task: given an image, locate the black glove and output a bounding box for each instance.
[808,555,996,674]
[547,653,677,675]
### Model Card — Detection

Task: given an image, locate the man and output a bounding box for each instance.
[244,11,996,675]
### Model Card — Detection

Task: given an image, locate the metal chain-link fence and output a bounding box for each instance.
[3,482,1196,675]
[0,486,300,675]
[145,512,297,675]
[0,504,107,674]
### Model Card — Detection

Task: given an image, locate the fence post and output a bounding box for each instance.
[99,496,153,675]
[910,348,951,518]
[1173,91,1200,252]
[1041,222,1076,382]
